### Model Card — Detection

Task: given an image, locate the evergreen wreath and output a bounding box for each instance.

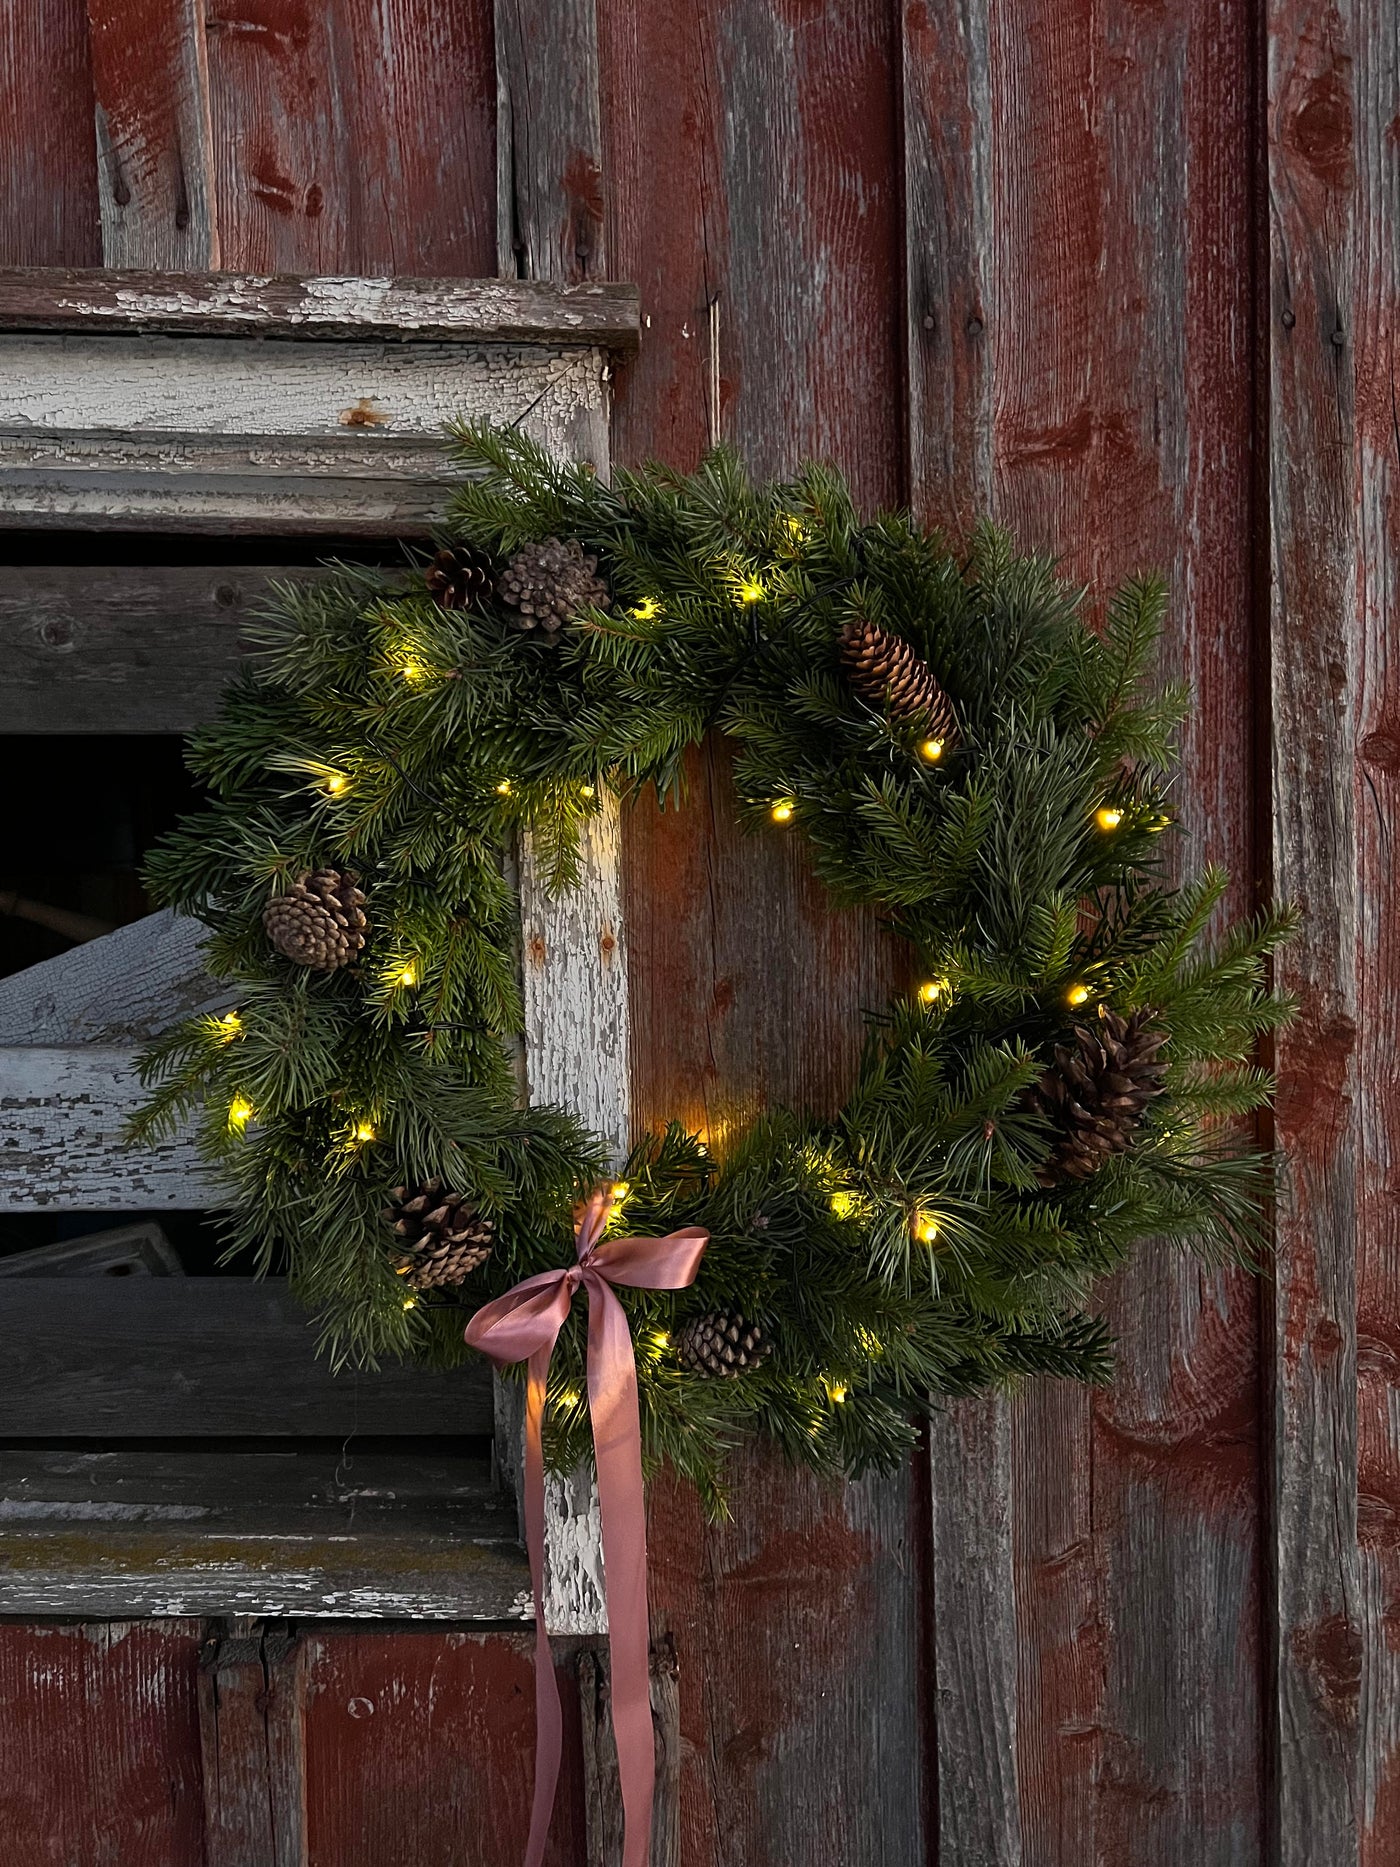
[133,425,1293,1505]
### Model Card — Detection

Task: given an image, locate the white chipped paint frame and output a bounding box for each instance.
[0,271,637,1625]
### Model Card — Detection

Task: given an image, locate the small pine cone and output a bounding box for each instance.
[1026,1007,1168,1187]
[426,544,495,610]
[263,868,367,971]
[675,1309,772,1378]
[384,1179,494,1289]
[497,537,611,639]
[839,616,959,744]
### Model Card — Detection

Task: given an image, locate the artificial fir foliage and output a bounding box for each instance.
[132,424,1293,1501]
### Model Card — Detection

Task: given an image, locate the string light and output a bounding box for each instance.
[558,1388,581,1410]
[826,1381,849,1404]
[402,1296,417,1311]
[770,799,795,824]
[228,1097,254,1131]
[611,1180,631,1202]
[352,1121,377,1144]
[495,779,513,797]
[324,772,349,797]
[397,656,427,683]
[215,1011,242,1042]
[739,579,765,604]
[580,784,596,799]
[1066,982,1092,1008]
[650,1329,671,1350]
[396,963,417,987]
[914,1213,941,1246]
[630,598,660,621]
[1094,806,1124,832]
[829,1191,858,1219]
[919,980,945,1006]
[919,738,945,764]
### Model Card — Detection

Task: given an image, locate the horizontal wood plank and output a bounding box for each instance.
[0,911,227,1046]
[0,268,640,346]
[0,1044,209,1207]
[0,564,326,732]
[0,1278,494,1437]
[0,333,606,531]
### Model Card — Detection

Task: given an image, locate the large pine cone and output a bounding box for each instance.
[263,868,367,971]
[1027,1007,1168,1186]
[426,544,495,610]
[385,1179,494,1289]
[675,1309,772,1378]
[839,616,959,744]
[496,537,611,638]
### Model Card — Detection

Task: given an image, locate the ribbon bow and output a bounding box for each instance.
[465,1187,707,1867]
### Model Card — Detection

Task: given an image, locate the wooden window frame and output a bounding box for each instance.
[0,269,639,1624]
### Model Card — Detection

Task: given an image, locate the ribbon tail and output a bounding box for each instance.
[522,1344,562,1867]
[586,1280,655,1867]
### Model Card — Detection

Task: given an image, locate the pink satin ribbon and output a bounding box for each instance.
[465,1188,707,1867]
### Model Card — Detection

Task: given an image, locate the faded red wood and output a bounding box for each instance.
[0,0,101,266]
[201,0,496,276]
[0,1620,206,1862]
[1268,4,1399,1860]
[300,1630,587,1867]
[906,1,1264,1860]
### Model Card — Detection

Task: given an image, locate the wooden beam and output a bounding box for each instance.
[0,1278,494,1437]
[0,564,324,734]
[87,0,220,270]
[199,1626,307,1867]
[0,332,607,532]
[495,0,607,284]
[0,267,640,347]
[578,1637,681,1867]
[0,1219,180,1277]
[0,910,225,1047]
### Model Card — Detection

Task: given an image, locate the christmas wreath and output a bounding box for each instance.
[134,425,1291,1502]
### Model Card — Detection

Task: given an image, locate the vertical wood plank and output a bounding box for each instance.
[906,2,1264,1861]
[198,1624,308,1867]
[87,0,219,267]
[1267,3,1399,1859]
[0,0,101,266]
[602,8,923,1864]
[201,0,496,276]
[495,0,606,281]
[0,1620,206,1862]
[577,1637,681,1867]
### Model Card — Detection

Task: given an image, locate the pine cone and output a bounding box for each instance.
[839,617,959,743]
[675,1309,772,1378]
[497,537,611,639]
[384,1179,494,1289]
[263,869,367,971]
[426,544,495,610]
[1026,1007,1168,1186]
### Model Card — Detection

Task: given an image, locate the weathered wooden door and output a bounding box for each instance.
[0,3,1394,1865]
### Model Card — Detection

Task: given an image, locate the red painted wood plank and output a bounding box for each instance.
[1268,4,1400,1859]
[0,1620,205,1863]
[907,1,1265,1860]
[0,0,101,266]
[301,1630,586,1867]
[202,0,496,276]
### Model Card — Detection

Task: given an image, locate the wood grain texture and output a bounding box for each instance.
[903,3,1265,1860]
[0,267,641,345]
[578,1637,681,1867]
[0,564,320,735]
[199,1626,307,1867]
[301,1628,588,1867]
[201,0,496,278]
[0,1277,494,1437]
[496,0,606,282]
[0,909,227,1045]
[0,333,607,532]
[1266,6,1399,1859]
[88,0,220,268]
[0,1219,181,1277]
[0,0,101,269]
[0,1619,206,1863]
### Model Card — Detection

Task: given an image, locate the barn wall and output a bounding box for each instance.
[0,1,1393,1863]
